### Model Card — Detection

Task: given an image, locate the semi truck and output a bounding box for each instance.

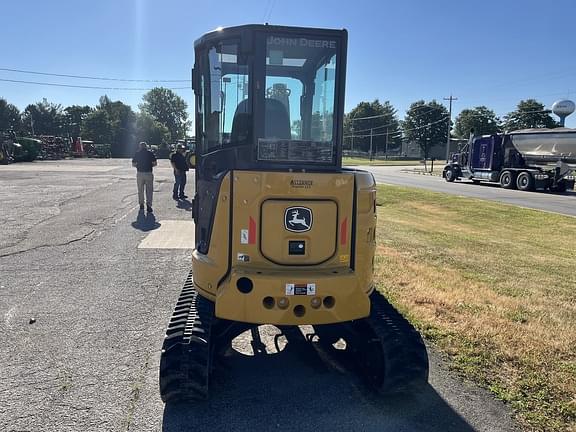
[443,128,576,192]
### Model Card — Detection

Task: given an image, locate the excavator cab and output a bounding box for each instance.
[192,25,344,172]
[159,24,428,402]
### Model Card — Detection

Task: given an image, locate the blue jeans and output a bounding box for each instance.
[173,171,187,198]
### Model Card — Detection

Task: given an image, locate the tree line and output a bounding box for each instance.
[0,88,189,157]
[1,89,561,160]
[344,98,560,159]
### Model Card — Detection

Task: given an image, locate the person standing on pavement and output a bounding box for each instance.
[170,144,189,200]
[132,141,157,212]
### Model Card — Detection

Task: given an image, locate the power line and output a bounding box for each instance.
[0,78,189,91]
[398,115,450,134]
[459,71,576,95]
[344,132,401,139]
[348,103,446,122]
[348,112,390,121]
[261,0,271,21]
[0,67,190,83]
[350,122,396,134]
[347,105,438,122]
[348,105,448,134]
[348,106,558,135]
[261,0,276,22]
[344,116,450,139]
[499,108,554,116]
[459,91,572,106]
[456,108,554,119]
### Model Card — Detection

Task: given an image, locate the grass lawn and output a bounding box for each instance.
[375,185,576,432]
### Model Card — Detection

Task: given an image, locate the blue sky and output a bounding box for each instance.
[1,0,575,127]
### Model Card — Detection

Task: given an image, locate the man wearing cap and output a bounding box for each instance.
[132,141,157,212]
[170,144,189,200]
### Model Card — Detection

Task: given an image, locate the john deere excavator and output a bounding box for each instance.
[159,24,428,401]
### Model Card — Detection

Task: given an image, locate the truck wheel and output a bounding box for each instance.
[516,171,534,191]
[444,167,456,182]
[500,171,516,189]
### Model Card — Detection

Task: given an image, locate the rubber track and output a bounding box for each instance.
[159,271,214,402]
[358,290,429,393]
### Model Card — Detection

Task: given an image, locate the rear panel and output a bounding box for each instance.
[231,171,353,269]
[192,170,376,325]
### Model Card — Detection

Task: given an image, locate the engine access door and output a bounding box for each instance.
[260,199,337,265]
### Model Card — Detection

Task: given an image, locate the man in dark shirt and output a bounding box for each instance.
[132,141,157,212]
[170,144,189,200]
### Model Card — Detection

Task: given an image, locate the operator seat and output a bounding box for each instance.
[230,98,291,144]
[230,100,251,145]
[264,98,291,139]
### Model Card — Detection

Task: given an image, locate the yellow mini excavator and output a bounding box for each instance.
[159,24,428,401]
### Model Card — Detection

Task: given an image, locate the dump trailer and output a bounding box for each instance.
[158,24,429,402]
[443,128,576,192]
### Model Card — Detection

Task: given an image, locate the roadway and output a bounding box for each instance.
[359,165,576,217]
[0,159,520,432]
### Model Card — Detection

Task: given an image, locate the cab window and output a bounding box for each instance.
[258,35,339,163]
[202,42,250,153]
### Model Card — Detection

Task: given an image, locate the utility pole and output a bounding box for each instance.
[443,95,458,162]
[384,127,388,159]
[350,127,354,152]
[369,128,374,161]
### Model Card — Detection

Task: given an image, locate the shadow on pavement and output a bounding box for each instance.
[162,333,474,432]
[131,209,161,231]
[459,179,576,195]
[176,198,192,211]
[459,180,500,189]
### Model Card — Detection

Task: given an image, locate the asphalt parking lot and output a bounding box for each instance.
[0,159,519,432]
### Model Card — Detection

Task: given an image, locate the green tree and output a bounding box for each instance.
[402,100,449,166]
[136,112,170,146]
[96,96,137,157]
[82,109,114,144]
[140,87,189,142]
[502,99,558,131]
[0,98,21,132]
[454,106,501,138]
[64,105,92,140]
[22,99,65,136]
[344,100,401,156]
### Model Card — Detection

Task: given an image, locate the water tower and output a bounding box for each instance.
[552,100,575,126]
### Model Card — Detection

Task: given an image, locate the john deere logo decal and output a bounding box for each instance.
[285,207,312,232]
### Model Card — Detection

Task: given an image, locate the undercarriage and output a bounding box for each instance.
[159,272,429,401]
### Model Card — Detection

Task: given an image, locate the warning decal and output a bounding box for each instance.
[286,283,316,296]
[240,229,249,244]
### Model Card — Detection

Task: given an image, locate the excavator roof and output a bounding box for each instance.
[194,24,347,48]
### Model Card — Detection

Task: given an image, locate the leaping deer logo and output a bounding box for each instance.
[289,210,310,229]
[285,207,312,232]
